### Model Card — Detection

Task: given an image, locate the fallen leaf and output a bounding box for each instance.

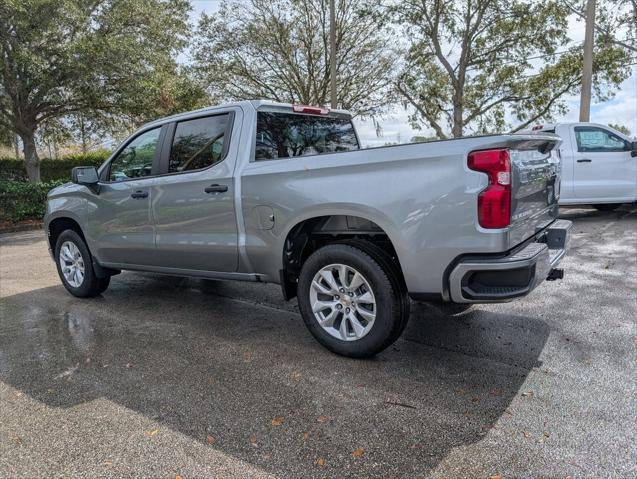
[316,457,326,466]
[352,448,365,458]
[103,460,113,466]
[456,388,466,396]
[206,434,216,445]
[271,416,284,426]
[176,475,183,479]
[471,396,480,403]
[145,428,159,437]
[316,415,329,423]
[126,362,133,368]
[355,383,365,389]
[12,435,22,445]
[291,371,302,380]
[249,434,257,446]
[490,388,503,396]
[243,352,252,362]
[303,432,310,441]
[489,475,503,479]
[523,431,530,438]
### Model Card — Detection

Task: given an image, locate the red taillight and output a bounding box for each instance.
[292,104,330,115]
[468,149,511,229]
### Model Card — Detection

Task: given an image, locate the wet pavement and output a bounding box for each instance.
[0,205,635,478]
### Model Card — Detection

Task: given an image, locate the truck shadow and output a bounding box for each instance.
[0,277,549,478]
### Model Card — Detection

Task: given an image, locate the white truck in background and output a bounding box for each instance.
[529,123,637,210]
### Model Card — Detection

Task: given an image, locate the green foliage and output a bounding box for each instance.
[0,0,196,181]
[393,0,632,138]
[192,0,397,115]
[0,180,65,222]
[0,152,108,182]
[608,123,631,136]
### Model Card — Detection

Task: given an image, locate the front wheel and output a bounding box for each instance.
[55,230,110,297]
[297,244,409,358]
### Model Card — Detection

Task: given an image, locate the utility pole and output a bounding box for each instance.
[579,0,596,122]
[329,0,337,109]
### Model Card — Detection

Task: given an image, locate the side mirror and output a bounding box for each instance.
[71,166,100,190]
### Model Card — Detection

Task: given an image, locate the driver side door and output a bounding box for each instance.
[86,126,165,266]
[572,126,637,201]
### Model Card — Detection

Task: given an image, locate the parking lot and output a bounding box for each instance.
[0,205,635,478]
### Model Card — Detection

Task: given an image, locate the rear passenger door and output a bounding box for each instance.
[150,110,239,272]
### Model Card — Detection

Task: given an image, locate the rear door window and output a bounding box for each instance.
[255,112,359,160]
[168,114,230,173]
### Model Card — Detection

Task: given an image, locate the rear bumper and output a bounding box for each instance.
[448,219,572,303]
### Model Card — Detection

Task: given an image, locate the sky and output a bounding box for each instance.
[189,0,637,145]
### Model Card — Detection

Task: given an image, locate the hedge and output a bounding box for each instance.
[0,180,65,223]
[0,151,109,182]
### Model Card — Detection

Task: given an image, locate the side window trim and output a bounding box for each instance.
[574,126,629,153]
[99,124,167,183]
[157,111,235,177]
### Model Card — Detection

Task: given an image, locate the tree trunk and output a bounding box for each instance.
[13,134,20,159]
[20,131,40,183]
[452,89,464,138]
[452,103,464,138]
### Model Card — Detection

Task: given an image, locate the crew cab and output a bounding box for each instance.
[529,123,637,210]
[45,101,572,358]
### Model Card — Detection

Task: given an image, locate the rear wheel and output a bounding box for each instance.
[55,230,109,297]
[593,203,621,212]
[297,243,409,358]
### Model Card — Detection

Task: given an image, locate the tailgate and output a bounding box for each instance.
[508,136,561,247]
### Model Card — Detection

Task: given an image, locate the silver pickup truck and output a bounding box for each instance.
[44,100,572,357]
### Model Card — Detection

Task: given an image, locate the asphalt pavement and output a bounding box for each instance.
[0,205,635,478]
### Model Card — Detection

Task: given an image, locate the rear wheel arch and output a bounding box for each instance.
[280,215,405,300]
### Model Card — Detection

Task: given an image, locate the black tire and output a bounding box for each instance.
[593,203,621,212]
[297,243,409,358]
[54,230,109,297]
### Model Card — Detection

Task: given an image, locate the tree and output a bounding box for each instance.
[192,0,398,115]
[565,0,637,53]
[0,0,193,182]
[392,0,632,138]
[608,123,631,135]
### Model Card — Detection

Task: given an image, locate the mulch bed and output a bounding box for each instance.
[0,219,43,234]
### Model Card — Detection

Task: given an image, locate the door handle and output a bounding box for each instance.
[204,184,228,193]
[131,190,149,199]
[577,159,592,163]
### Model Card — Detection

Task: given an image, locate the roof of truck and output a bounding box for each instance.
[142,100,353,130]
[522,122,628,136]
